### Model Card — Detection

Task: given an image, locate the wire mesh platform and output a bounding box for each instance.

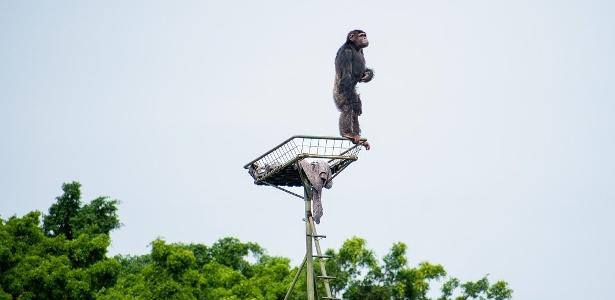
[244,135,366,187]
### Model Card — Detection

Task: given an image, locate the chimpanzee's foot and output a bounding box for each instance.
[342,133,360,144]
[360,140,371,150]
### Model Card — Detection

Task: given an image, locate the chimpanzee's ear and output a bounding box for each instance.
[348,33,355,40]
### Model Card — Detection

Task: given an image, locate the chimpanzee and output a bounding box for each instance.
[333,29,373,150]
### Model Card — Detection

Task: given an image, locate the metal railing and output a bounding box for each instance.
[244,135,365,186]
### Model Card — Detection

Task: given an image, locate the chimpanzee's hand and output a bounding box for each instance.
[360,69,374,83]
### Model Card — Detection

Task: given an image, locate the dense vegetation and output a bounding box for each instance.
[0,182,512,299]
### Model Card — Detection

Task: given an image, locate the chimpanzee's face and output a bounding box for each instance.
[352,32,369,48]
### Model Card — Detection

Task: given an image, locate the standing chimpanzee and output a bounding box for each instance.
[333,29,373,150]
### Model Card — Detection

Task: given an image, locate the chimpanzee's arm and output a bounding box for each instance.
[361,68,374,83]
[336,48,357,105]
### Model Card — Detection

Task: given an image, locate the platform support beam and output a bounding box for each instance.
[283,255,306,300]
[301,169,316,300]
[282,161,340,300]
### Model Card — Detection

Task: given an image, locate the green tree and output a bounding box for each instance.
[99,238,290,300]
[0,211,121,300]
[73,196,121,236]
[0,182,122,300]
[1,183,512,300]
[43,182,82,239]
[43,182,120,240]
[321,237,512,300]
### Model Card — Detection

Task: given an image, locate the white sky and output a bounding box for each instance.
[1,1,614,299]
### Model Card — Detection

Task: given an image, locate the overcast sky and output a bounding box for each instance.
[1,1,614,299]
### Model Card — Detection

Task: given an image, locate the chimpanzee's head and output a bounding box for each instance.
[347,30,369,48]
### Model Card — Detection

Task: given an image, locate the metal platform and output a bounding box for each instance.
[244,135,367,300]
[243,135,366,187]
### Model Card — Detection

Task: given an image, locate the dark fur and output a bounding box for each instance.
[333,30,373,136]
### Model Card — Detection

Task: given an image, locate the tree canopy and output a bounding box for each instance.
[42,182,120,240]
[0,182,512,299]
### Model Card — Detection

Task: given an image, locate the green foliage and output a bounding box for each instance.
[436,276,512,300]
[0,212,120,299]
[43,181,120,240]
[1,182,513,299]
[210,237,263,274]
[99,238,290,300]
[43,182,82,239]
[73,196,121,236]
[0,182,121,299]
[321,237,511,300]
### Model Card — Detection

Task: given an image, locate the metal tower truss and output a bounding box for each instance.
[244,135,367,300]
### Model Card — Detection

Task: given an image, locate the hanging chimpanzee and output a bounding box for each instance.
[333,29,373,150]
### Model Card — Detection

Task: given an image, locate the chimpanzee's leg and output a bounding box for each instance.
[351,96,362,136]
[339,104,354,137]
[351,98,370,149]
[351,111,361,136]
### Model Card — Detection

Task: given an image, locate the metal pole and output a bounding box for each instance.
[305,191,315,300]
[300,167,316,300]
